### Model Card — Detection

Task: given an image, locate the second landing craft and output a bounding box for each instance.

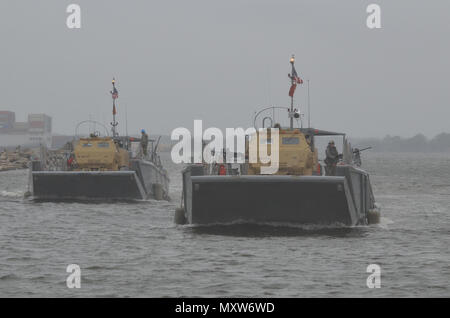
[29,79,170,201]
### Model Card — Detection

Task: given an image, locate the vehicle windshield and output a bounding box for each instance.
[97,142,110,148]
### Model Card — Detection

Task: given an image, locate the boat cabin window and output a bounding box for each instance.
[97,142,110,148]
[82,143,93,147]
[282,137,300,145]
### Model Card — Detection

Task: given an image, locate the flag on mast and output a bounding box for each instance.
[111,78,118,115]
[291,65,303,84]
[288,55,303,97]
[288,84,297,97]
[111,78,119,99]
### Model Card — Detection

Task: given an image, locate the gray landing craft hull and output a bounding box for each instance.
[31,171,146,200]
[182,166,375,226]
[30,159,170,200]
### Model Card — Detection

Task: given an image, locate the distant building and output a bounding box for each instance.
[0,111,15,132]
[0,111,52,148]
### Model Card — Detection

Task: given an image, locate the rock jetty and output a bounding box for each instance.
[0,147,35,172]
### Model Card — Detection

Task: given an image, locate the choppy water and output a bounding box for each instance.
[0,152,449,297]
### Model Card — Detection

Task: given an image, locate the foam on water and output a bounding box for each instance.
[0,190,24,198]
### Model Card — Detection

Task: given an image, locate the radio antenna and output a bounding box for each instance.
[125,105,129,137]
[307,79,311,128]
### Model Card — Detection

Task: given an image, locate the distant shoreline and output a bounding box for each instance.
[349,133,450,153]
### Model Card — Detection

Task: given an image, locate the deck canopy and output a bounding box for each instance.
[299,128,345,137]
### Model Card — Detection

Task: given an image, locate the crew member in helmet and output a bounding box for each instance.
[141,129,149,156]
[324,140,339,176]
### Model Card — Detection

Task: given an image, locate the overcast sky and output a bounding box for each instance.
[0,0,449,138]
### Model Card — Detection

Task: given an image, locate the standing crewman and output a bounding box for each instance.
[141,129,149,157]
[325,140,339,176]
[67,154,75,171]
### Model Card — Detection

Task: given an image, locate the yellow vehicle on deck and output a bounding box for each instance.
[73,136,129,171]
[247,128,318,176]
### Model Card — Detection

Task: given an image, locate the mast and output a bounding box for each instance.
[307,79,311,128]
[289,55,295,130]
[110,78,119,137]
[125,105,129,137]
[288,54,303,130]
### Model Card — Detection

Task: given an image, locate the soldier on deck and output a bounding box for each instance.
[141,129,149,157]
[325,140,339,176]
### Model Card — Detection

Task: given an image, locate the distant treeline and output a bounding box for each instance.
[350,133,450,153]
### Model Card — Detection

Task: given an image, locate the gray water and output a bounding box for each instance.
[0,153,449,297]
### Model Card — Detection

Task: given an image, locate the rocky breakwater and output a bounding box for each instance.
[0,148,34,172]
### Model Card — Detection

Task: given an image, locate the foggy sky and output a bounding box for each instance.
[1,0,449,138]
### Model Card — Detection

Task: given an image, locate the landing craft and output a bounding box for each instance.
[176,56,380,225]
[28,79,170,201]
